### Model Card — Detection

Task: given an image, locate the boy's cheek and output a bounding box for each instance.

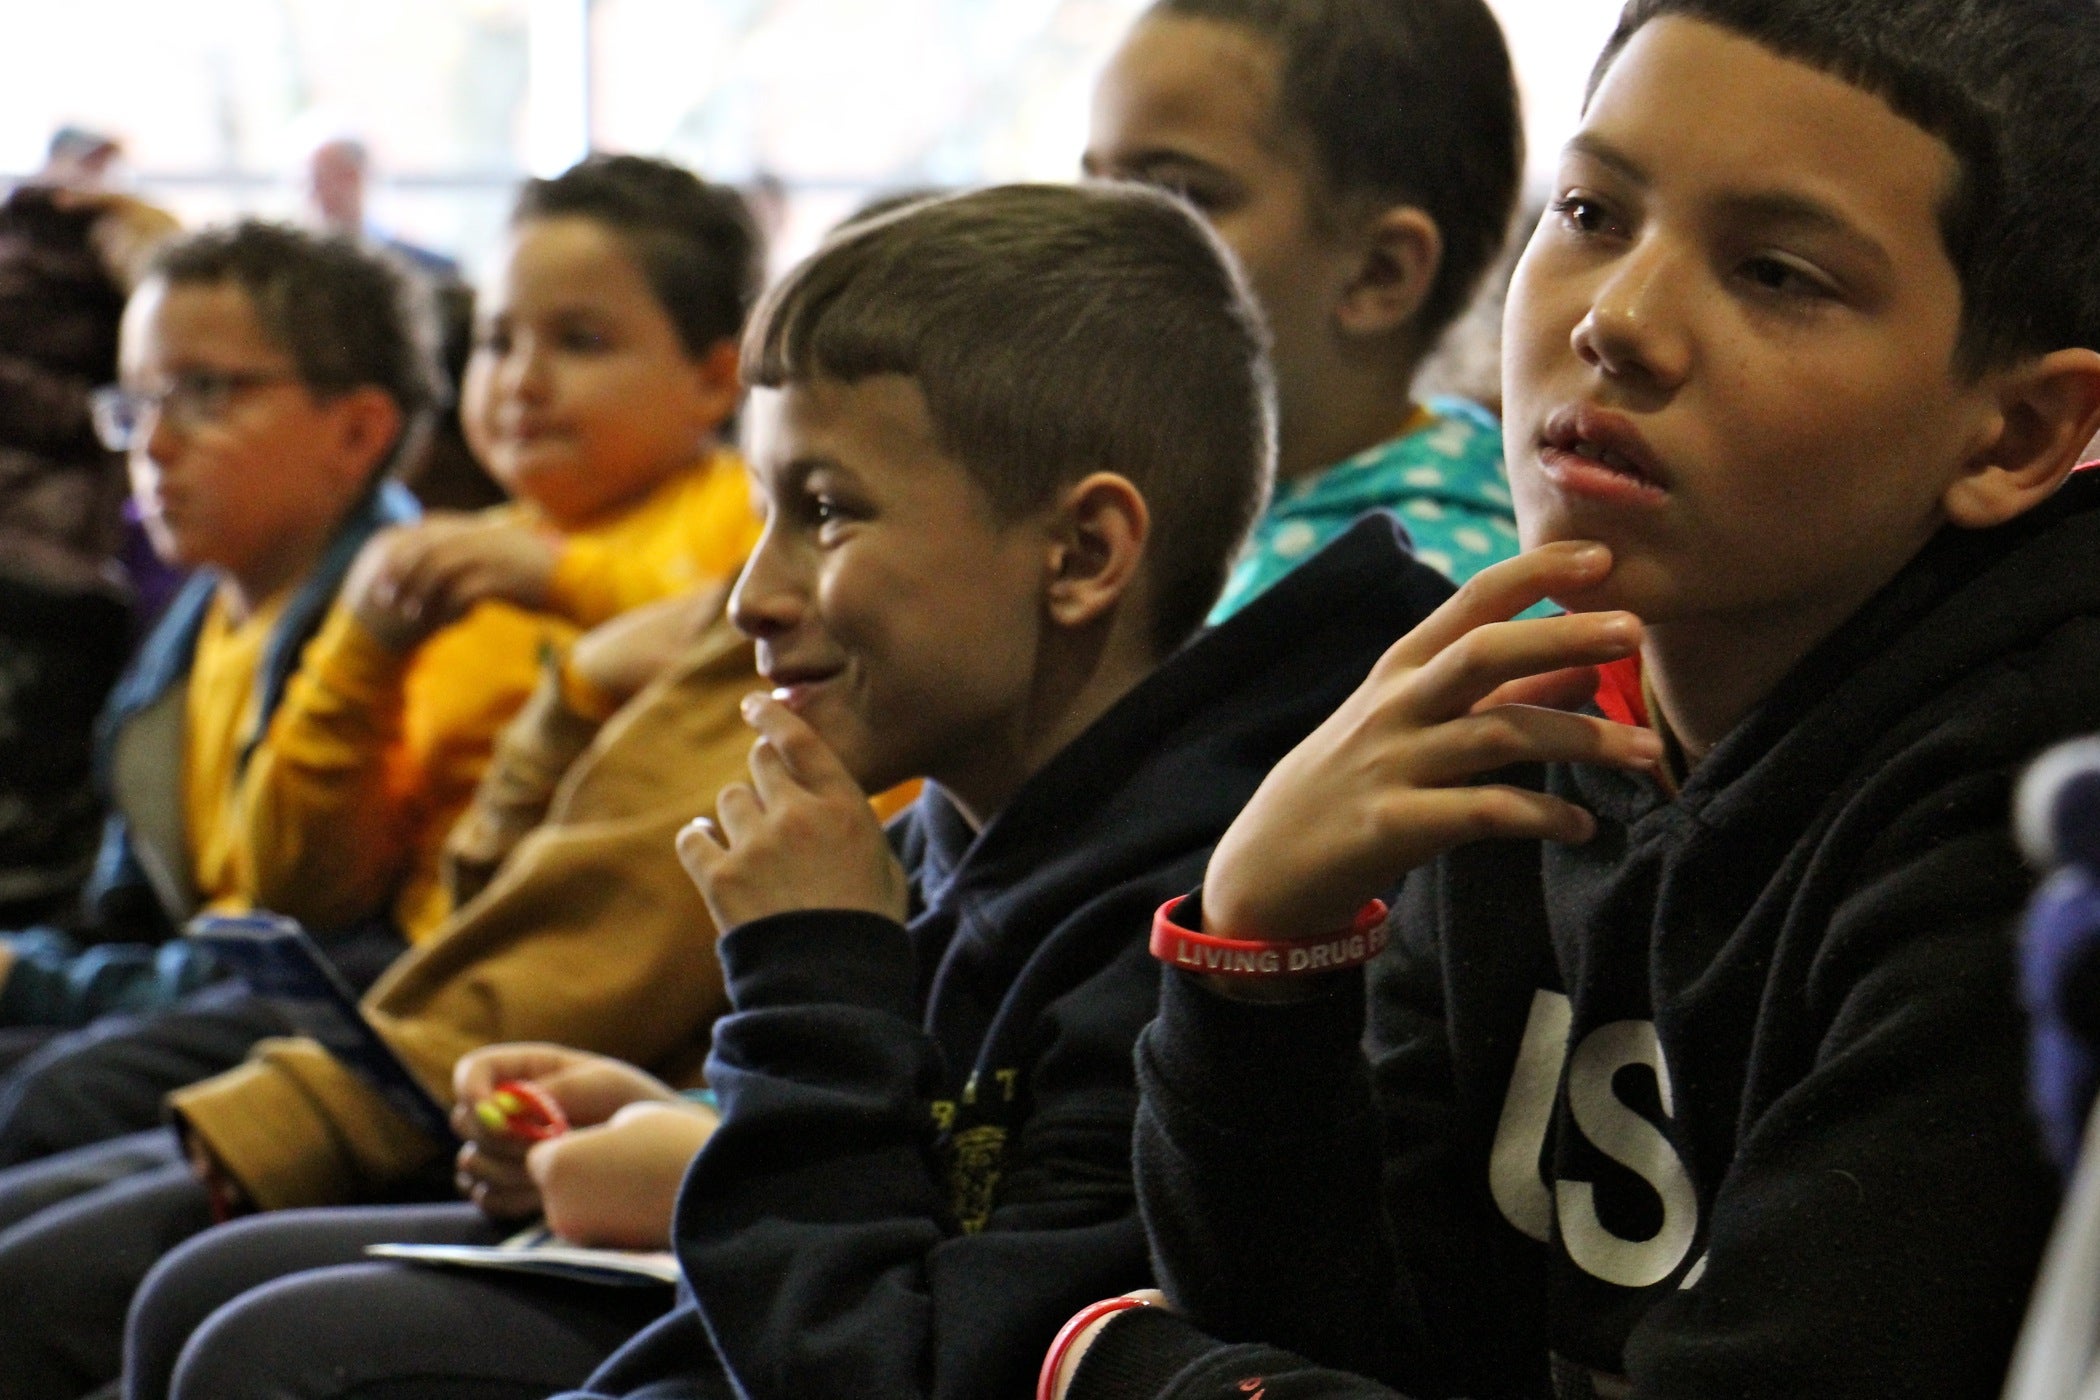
[1502,459,1562,552]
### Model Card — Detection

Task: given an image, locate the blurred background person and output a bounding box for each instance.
[303,129,461,284]
[0,124,178,928]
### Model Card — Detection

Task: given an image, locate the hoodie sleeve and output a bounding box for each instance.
[1086,755,2063,1400]
[1085,962,1452,1400]
[661,903,1159,1400]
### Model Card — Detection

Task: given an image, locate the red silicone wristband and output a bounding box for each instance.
[1149,893,1390,978]
[1037,1297,1152,1400]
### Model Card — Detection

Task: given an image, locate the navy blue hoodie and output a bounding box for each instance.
[557,515,1454,1400]
[1075,473,2100,1400]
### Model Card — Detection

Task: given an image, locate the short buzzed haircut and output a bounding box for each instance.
[514,154,763,358]
[147,219,440,466]
[1595,0,2100,374]
[1149,0,1523,345]
[744,183,1275,652]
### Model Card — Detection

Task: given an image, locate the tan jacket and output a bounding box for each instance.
[171,614,758,1210]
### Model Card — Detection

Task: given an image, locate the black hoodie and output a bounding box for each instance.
[559,516,1454,1400]
[1076,472,2100,1400]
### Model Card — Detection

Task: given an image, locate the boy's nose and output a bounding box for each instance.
[1571,243,1692,392]
[499,340,552,401]
[141,403,183,465]
[727,529,806,641]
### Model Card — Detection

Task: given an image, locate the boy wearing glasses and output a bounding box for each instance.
[0,221,435,1081]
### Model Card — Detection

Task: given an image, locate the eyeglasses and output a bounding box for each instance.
[90,368,302,451]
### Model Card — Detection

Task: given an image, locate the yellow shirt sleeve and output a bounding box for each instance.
[545,448,761,628]
[236,452,757,948]
[236,597,568,944]
[233,603,419,936]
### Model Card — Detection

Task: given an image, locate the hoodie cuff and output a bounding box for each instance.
[169,1041,441,1211]
[1069,1307,1254,1400]
[718,910,917,1019]
[1144,960,1368,1135]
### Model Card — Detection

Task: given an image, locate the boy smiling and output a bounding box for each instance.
[540,183,1455,1400]
[1055,2,2100,1398]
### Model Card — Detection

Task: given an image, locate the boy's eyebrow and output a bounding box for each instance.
[1566,133,1894,274]
[1712,191,1894,273]
[1563,133,1649,188]
[1087,147,1225,182]
[769,453,850,493]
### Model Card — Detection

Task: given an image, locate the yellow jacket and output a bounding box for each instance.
[237,450,758,942]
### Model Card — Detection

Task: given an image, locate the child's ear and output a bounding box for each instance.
[327,386,405,486]
[1335,205,1442,341]
[1944,347,2100,528]
[686,339,744,433]
[1043,472,1150,629]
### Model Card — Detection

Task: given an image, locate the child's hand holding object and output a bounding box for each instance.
[451,1043,711,1248]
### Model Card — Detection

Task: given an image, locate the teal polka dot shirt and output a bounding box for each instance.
[1209,396,1518,623]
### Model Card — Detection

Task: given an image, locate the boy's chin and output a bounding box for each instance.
[1540,552,1644,617]
[817,737,885,801]
[1550,557,1681,626]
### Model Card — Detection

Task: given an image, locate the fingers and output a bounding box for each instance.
[726,687,858,830]
[455,1139,539,1220]
[1473,664,1605,715]
[1394,784,1605,849]
[676,813,725,889]
[529,1059,681,1127]
[1389,542,1614,669]
[712,781,764,849]
[746,732,798,810]
[741,693,862,796]
[366,515,488,619]
[452,1042,583,1108]
[528,1109,713,1249]
[1404,609,1643,725]
[1403,705,1661,787]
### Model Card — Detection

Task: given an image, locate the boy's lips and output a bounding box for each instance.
[760,662,843,712]
[489,415,568,446]
[1538,407,1671,505]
